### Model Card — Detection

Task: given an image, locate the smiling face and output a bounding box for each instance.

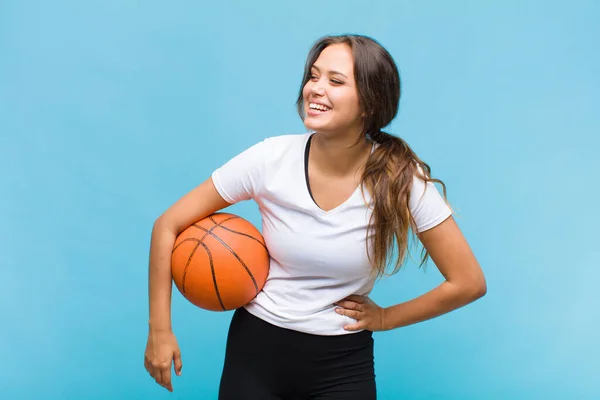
[302,43,364,138]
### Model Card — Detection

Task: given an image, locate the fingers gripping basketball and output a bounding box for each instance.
[171,213,270,311]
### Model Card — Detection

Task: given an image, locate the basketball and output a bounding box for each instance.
[171,212,270,311]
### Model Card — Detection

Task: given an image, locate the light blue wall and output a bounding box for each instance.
[2,1,598,398]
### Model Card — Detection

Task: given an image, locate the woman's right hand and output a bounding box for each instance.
[144,330,183,392]
[145,177,230,391]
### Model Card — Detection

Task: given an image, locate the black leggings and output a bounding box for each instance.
[218,307,376,399]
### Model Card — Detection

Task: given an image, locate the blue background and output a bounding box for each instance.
[2,0,599,398]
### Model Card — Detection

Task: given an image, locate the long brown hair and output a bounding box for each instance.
[296,34,450,279]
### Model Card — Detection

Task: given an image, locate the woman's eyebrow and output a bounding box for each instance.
[311,65,348,78]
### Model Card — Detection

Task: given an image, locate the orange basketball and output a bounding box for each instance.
[171,212,270,311]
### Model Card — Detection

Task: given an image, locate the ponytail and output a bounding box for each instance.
[361,130,449,278]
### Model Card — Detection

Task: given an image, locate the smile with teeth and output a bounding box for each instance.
[309,102,331,112]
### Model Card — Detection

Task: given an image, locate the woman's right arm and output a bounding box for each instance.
[145,177,231,392]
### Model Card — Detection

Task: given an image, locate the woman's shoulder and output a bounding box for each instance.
[252,132,312,161]
[261,132,312,148]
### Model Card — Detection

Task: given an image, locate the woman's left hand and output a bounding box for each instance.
[334,295,388,332]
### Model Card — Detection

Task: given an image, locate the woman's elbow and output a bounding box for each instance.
[153,214,178,236]
[467,273,487,301]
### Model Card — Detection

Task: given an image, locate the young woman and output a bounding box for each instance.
[144,34,486,399]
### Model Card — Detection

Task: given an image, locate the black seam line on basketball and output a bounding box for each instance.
[199,241,226,311]
[172,238,226,311]
[185,216,240,247]
[214,225,268,251]
[193,225,259,294]
[208,215,219,227]
[171,216,241,254]
[206,215,266,251]
[181,240,202,296]
[208,215,239,226]
[173,237,203,253]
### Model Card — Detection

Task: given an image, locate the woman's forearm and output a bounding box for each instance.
[148,218,178,333]
[383,280,485,331]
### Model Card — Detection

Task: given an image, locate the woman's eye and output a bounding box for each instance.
[331,79,343,85]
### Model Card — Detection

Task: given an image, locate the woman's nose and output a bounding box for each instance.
[310,79,326,96]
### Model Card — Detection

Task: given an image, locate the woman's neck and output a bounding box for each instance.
[310,131,372,177]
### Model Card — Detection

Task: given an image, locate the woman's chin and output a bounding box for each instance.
[304,118,329,132]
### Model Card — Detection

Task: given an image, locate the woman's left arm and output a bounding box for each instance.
[336,216,487,332]
[381,215,486,330]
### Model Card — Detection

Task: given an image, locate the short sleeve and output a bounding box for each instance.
[409,174,453,233]
[211,138,269,204]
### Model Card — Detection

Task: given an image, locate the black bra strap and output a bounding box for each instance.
[304,134,316,204]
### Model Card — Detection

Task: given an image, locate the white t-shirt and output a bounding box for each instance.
[211,132,452,335]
